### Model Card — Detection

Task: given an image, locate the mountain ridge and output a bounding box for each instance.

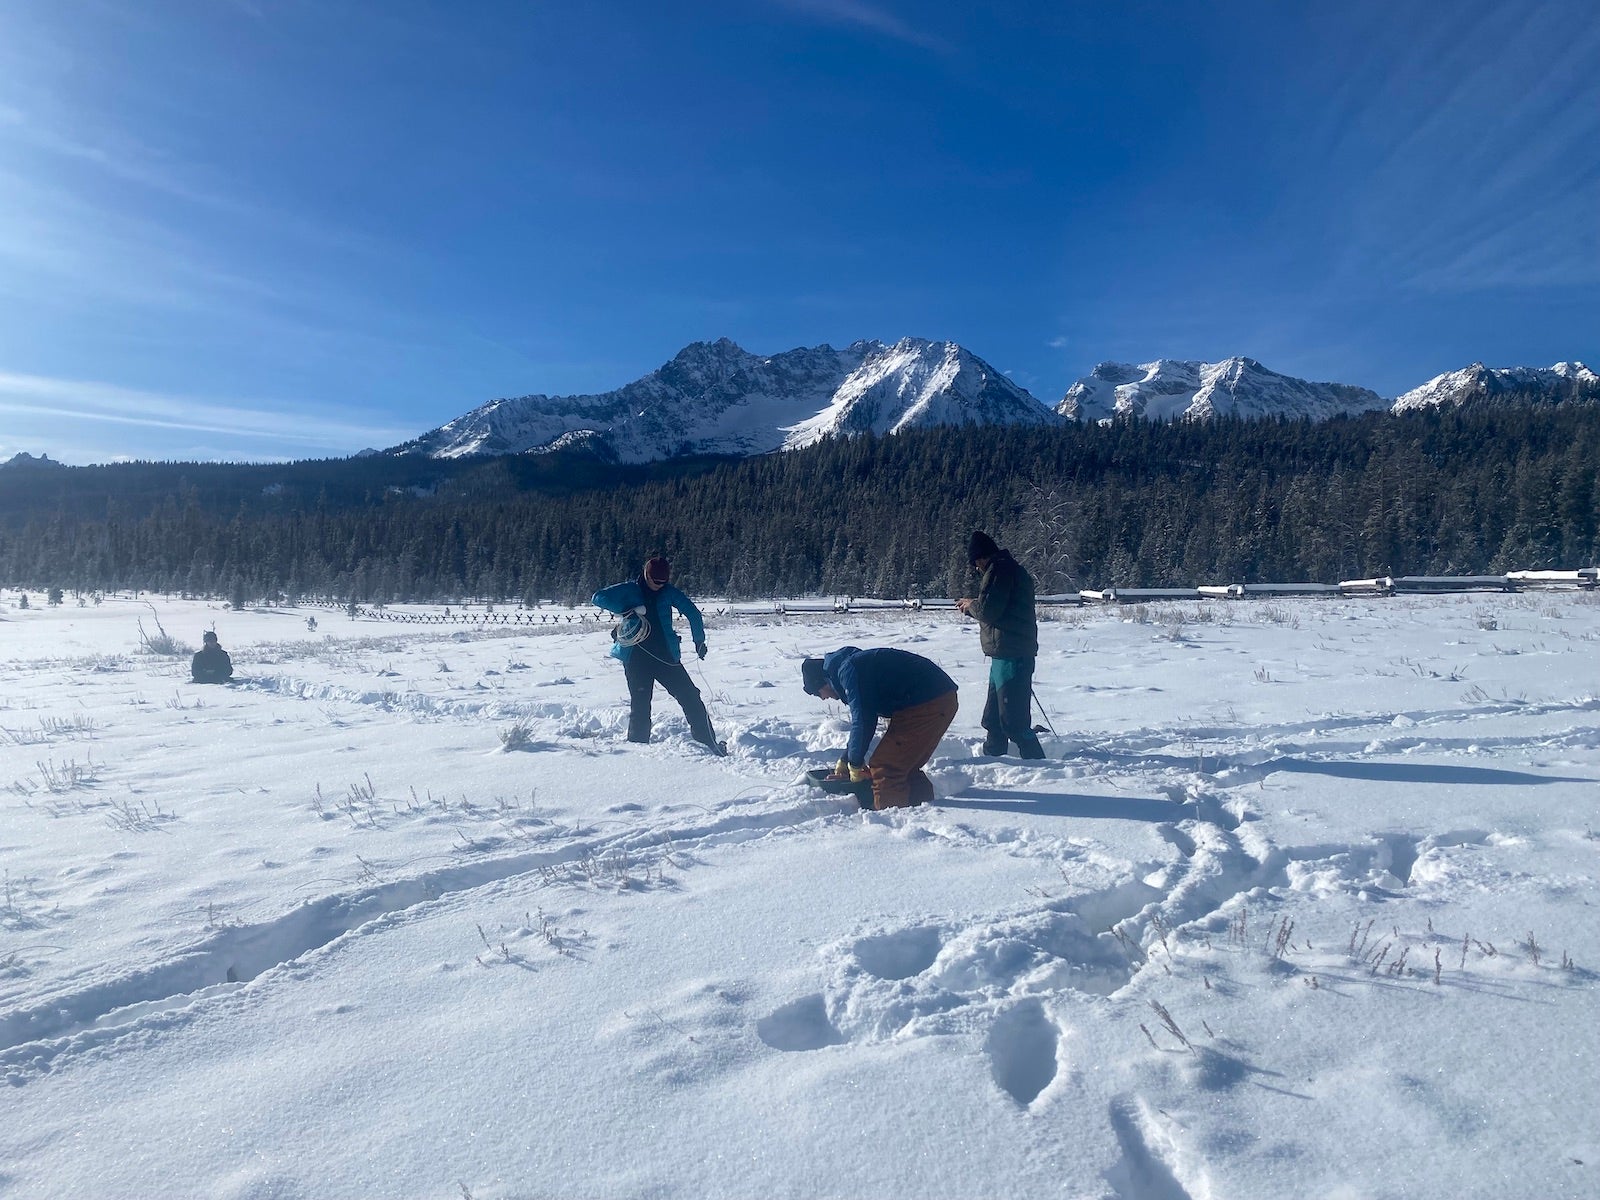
[0,452,65,472]
[387,343,1598,465]
[389,337,1057,463]
[1393,361,1598,411]
[1057,357,1390,423]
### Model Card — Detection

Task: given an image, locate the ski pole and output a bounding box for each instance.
[1031,687,1059,738]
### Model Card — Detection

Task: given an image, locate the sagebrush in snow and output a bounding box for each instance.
[499,720,533,751]
[136,606,191,657]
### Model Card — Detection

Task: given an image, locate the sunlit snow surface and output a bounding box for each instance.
[1,592,1597,1198]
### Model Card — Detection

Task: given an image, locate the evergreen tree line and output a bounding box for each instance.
[3,400,1598,605]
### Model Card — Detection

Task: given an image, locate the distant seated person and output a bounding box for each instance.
[191,631,234,684]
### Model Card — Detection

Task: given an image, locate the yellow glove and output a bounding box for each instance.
[827,757,850,781]
[848,764,871,783]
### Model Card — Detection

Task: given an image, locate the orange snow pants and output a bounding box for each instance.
[868,690,959,809]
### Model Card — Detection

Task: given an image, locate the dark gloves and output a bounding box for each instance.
[695,641,708,659]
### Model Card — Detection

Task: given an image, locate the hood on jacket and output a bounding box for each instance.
[821,646,861,696]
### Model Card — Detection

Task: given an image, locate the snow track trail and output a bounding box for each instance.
[0,784,857,1082]
[3,597,1599,1199]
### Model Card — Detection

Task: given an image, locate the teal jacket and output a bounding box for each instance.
[592,575,706,664]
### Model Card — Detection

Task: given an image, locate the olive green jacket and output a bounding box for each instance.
[966,549,1038,659]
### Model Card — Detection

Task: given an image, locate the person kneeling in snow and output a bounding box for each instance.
[592,555,725,756]
[802,646,958,810]
[191,631,234,684]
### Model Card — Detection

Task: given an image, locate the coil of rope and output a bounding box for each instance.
[613,608,651,648]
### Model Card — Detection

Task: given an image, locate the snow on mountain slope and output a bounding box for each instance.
[1057,357,1390,423]
[392,344,1599,463]
[1393,361,1599,411]
[390,338,841,462]
[781,338,1057,448]
[391,338,1054,463]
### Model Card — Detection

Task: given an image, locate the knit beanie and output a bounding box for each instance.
[967,530,1000,566]
[801,657,828,697]
[644,556,672,585]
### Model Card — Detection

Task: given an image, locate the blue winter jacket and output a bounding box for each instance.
[592,576,707,664]
[821,645,958,766]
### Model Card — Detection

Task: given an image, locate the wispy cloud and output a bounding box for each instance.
[0,101,226,209]
[1300,1,1600,291]
[0,157,457,403]
[766,0,949,53]
[0,165,303,317]
[0,370,413,459]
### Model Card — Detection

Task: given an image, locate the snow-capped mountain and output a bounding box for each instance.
[1057,358,1390,423]
[782,338,1056,447]
[1393,362,1599,412]
[394,344,1600,465]
[391,338,1057,463]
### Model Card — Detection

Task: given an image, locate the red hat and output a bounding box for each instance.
[644,556,672,585]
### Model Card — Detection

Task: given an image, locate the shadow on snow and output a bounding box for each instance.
[939,788,1188,823]
[1264,758,1594,787]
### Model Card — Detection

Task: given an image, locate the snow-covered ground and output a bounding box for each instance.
[1,591,1597,1199]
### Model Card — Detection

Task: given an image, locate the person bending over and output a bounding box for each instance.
[801,646,957,809]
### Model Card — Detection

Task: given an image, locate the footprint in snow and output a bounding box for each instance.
[986,998,1061,1107]
[756,993,846,1052]
[851,926,942,981]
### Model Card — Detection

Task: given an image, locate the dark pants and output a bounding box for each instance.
[981,658,1045,758]
[623,652,719,750]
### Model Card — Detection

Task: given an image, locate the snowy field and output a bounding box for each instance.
[1,591,1597,1199]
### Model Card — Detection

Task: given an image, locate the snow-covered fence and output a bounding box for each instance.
[303,565,1597,628]
[1506,569,1600,588]
[722,568,1594,616]
[1391,575,1517,593]
[1079,587,1203,603]
[300,600,609,627]
[1079,571,1593,605]
[1220,583,1343,597]
[1339,576,1395,596]
[713,597,966,616]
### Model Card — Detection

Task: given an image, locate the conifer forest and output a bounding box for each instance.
[2,400,1597,606]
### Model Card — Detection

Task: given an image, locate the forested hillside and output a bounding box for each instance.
[3,400,1596,604]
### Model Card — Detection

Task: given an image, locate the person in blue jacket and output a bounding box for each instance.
[801,645,958,809]
[592,555,725,755]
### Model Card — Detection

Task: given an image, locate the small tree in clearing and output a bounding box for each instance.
[136,605,192,657]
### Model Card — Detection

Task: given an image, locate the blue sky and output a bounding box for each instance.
[1,0,1596,464]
